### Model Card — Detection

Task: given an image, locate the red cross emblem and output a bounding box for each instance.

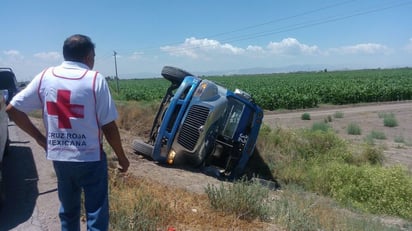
[46,89,84,129]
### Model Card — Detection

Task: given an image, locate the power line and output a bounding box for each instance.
[97,0,411,64]
[100,0,360,57]
[208,0,358,39]
[163,0,412,53]
[220,0,412,44]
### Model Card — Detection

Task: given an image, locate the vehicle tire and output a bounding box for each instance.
[132,139,154,159]
[161,66,194,85]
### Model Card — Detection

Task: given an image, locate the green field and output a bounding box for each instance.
[109,67,412,110]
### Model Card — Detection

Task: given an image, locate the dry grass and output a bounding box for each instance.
[115,101,157,138]
[108,169,269,230]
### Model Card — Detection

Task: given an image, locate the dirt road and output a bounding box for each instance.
[0,122,83,231]
[1,101,411,230]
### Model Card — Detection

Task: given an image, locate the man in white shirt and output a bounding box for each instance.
[6,34,129,231]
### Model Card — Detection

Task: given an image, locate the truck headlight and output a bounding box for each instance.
[194,82,208,97]
[167,150,176,165]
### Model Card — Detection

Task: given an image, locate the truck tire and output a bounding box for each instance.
[132,139,154,159]
[161,66,194,85]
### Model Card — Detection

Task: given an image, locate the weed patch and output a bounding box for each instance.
[334,111,344,118]
[205,179,271,221]
[301,112,311,120]
[347,122,362,135]
[379,112,398,127]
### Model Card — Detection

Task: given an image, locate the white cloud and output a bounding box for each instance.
[3,50,24,59]
[160,37,323,60]
[246,45,264,53]
[34,51,60,60]
[160,37,245,58]
[267,38,319,55]
[332,43,389,55]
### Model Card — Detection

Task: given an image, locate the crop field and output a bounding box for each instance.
[109,67,412,110]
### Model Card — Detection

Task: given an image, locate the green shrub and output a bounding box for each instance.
[205,178,271,221]
[381,113,398,127]
[299,129,346,160]
[334,111,344,118]
[301,112,311,120]
[271,129,351,185]
[311,122,331,132]
[314,163,412,219]
[324,115,333,123]
[360,145,384,165]
[383,117,398,127]
[368,130,387,140]
[347,122,362,135]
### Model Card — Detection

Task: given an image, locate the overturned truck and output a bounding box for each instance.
[132,66,263,180]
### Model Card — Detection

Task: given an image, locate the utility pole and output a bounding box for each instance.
[113,50,119,93]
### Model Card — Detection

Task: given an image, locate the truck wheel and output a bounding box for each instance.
[161,66,194,85]
[132,140,154,159]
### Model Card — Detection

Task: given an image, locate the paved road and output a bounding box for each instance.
[0,121,65,231]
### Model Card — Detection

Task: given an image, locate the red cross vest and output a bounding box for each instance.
[38,66,102,162]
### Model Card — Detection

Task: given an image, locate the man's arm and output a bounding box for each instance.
[101,121,130,172]
[6,105,46,150]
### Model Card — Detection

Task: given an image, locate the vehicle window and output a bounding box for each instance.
[222,99,244,138]
[0,72,17,89]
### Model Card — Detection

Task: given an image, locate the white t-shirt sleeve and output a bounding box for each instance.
[10,73,43,113]
[94,74,118,127]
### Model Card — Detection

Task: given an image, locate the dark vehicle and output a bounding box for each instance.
[133,66,263,179]
[0,90,9,204]
[0,67,17,204]
[0,67,18,105]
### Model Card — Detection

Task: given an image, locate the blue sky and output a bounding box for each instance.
[1,0,411,81]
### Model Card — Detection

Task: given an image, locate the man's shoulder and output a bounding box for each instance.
[92,72,110,92]
[93,71,107,82]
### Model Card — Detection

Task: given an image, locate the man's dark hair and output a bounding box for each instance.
[63,34,95,62]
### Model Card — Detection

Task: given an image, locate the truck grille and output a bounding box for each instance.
[178,105,210,151]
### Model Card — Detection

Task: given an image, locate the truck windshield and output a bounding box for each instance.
[222,99,245,138]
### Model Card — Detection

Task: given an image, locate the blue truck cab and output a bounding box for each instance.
[133,66,263,179]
